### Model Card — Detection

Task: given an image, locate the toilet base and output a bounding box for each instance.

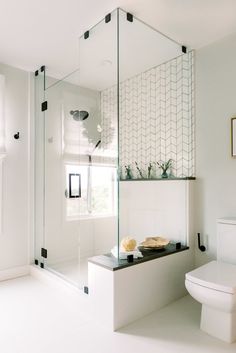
[201,305,236,343]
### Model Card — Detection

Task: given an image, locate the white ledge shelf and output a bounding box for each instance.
[119,176,196,182]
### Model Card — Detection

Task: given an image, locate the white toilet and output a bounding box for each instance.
[185,218,236,343]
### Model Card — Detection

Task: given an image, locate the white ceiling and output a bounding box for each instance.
[78,9,182,91]
[0,0,236,80]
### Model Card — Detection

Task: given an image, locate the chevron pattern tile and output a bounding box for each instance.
[101,50,195,179]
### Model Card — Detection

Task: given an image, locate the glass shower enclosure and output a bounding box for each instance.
[34,8,194,289]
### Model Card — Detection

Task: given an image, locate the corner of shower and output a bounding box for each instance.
[33,7,194,289]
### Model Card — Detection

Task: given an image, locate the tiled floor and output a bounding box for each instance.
[0,275,235,353]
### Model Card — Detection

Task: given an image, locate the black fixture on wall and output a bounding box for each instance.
[14,132,20,140]
[197,233,206,252]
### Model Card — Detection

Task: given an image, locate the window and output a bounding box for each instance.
[65,164,117,218]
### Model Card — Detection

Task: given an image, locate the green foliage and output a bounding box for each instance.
[135,161,144,179]
[147,163,153,179]
[156,159,172,173]
[125,165,132,179]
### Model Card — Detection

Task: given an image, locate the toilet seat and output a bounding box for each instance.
[186,261,236,294]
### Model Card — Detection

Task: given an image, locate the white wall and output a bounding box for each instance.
[119,180,189,246]
[195,32,236,266]
[0,63,30,270]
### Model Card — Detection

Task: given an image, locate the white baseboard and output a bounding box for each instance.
[0,265,30,282]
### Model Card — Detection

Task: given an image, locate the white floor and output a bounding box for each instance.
[0,275,235,353]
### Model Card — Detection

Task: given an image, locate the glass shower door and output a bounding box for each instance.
[40,9,119,288]
[43,70,87,287]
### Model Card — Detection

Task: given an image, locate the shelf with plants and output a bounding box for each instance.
[119,159,196,182]
[119,176,196,181]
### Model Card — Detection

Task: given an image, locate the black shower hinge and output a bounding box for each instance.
[34,70,39,77]
[126,12,133,22]
[105,13,111,23]
[182,46,187,53]
[84,30,89,39]
[176,242,181,250]
[41,101,48,112]
[40,262,44,269]
[40,65,45,72]
[41,248,48,259]
[34,259,39,265]
[84,286,89,294]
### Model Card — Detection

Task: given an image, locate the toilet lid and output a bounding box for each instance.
[186,261,236,294]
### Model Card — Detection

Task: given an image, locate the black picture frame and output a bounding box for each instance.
[69,173,81,198]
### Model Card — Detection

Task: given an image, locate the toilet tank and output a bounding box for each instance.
[217,218,236,265]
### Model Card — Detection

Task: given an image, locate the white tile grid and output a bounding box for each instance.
[101,51,195,179]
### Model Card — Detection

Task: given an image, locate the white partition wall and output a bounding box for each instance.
[120,180,189,246]
[88,180,195,330]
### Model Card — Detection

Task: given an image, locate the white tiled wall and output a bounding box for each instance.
[101,51,195,178]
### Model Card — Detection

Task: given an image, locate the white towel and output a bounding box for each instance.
[111,246,143,259]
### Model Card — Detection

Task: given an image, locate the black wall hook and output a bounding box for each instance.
[14,132,20,140]
[197,233,206,252]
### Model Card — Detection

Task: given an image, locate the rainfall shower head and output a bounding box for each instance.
[70,110,89,121]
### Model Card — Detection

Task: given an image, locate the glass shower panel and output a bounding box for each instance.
[118,9,193,249]
[34,69,46,265]
[118,9,182,83]
[42,10,118,287]
[43,70,83,285]
[77,8,119,265]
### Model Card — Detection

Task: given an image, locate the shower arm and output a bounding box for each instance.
[86,140,101,214]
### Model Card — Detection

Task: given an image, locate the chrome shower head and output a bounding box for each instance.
[70,110,89,121]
